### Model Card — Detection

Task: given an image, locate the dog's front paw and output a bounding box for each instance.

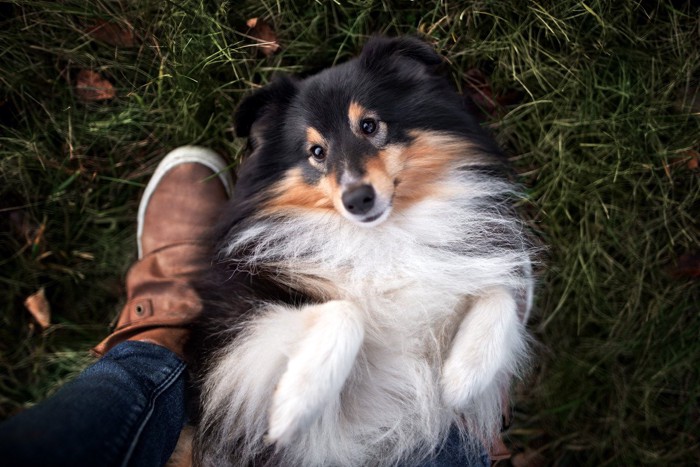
[267,375,316,445]
[441,357,494,409]
[441,287,525,409]
[267,300,364,445]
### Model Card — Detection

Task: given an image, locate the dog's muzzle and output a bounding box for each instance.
[340,183,392,226]
[341,184,375,216]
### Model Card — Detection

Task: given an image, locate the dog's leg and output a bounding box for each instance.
[268,300,364,445]
[441,286,526,409]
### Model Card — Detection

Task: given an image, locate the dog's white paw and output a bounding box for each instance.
[441,287,523,409]
[441,355,496,408]
[267,376,315,445]
[267,300,364,445]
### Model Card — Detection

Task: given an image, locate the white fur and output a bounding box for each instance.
[200,169,535,466]
[268,300,365,444]
[441,287,528,436]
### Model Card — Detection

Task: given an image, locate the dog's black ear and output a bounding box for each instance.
[234,76,298,138]
[360,36,443,71]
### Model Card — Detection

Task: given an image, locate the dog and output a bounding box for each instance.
[188,36,536,466]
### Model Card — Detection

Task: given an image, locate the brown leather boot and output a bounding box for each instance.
[92,146,233,358]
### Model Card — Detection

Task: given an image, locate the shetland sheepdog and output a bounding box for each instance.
[188,36,536,466]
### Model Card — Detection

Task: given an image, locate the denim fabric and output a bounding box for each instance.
[0,340,488,467]
[0,341,186,467]
[416,426,491,467]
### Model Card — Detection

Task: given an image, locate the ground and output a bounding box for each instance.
[0,1,698,465]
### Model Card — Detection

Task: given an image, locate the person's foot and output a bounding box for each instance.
[92,146,232,358]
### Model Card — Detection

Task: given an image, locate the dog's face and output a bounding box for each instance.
[234,37,502,227]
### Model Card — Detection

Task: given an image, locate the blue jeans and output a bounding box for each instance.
[0,341,488,467]
[418,428,490,467]
[0,341,187,467]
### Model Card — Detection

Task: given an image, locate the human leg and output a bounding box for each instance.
[407,425,490,467]
[0,341,186,467]
[0,146,232,466]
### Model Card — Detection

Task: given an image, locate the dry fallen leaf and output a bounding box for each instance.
[685,149,699,170]
[462,68,522,122]
[9,210,32,244]
[86,20,138,48]
[75,69,116,102]
[668,149,700,175]
[9,210,47,256]
[167,425,194,467]
[245,18,280,57]
[24,287,51,329]
[673,253,700,279]
[463,68,497,119]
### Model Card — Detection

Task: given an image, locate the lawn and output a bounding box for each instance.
[1,1,698,465]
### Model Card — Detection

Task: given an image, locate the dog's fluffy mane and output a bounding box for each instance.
[189,36,536,467]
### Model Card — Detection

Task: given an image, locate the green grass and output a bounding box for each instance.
[1,0,698,464]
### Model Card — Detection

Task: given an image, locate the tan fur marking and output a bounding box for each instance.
[306,127,326,146]
[328,175,348,217]
[264,168,335,213]
[306,127,329,171]
[378,145,406,179]
[348,101,366,128]
[363,156,395,203]
[392,131,489,211]
[320,175,344,214]
[261,169,342,299]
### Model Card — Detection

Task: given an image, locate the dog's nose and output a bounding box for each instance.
[342,184,375,215]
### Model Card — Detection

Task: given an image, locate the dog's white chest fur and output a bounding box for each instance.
[200,181,532,466]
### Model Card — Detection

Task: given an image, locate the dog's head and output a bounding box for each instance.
[233,36,502,227]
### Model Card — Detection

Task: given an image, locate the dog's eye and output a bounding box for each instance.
[310,145,326,162]
[360,118,377,135]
